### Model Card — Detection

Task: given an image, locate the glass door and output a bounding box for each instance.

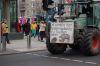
[10,0,17,32]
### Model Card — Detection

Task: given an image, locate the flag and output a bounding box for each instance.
[21,16,26,25]
[31,16,35,23]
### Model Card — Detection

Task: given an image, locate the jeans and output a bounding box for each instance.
[2,33,10,44]
[31,29,36,38]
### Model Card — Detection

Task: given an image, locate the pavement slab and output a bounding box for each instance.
[0,36,47,55]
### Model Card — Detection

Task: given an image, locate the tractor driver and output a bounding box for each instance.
[86,3,93,25]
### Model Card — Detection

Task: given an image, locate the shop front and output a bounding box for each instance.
[0,0,23,40]
[0,0,3,22]
[2,0,17,32]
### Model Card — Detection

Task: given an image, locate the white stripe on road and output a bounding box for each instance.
[85,62,97,65]
[33,54,41,56]
[41,55,49,58]
[60,58,71,61]
[50,57,59,59]
[26,53,98,65]
[72,60,83,62]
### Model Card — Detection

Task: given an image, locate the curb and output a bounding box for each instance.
[0,49,47,56]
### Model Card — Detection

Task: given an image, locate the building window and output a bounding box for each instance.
[21,10,25,16]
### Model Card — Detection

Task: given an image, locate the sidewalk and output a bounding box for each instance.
[0,36,47,55]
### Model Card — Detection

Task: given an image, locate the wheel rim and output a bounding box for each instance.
[92,36,99,49]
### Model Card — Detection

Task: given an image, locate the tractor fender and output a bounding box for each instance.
[85,25,99,30]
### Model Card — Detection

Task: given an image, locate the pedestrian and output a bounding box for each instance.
[20,16,26,35]
[2,19,10,44]
[22,23,26,35]
[36,22,40,40]
[39,21,46,42]
[24,18,31,36]
[31,21,37,38]
[15,20,21,32]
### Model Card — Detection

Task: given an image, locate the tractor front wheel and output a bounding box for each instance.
[46,43,67,54]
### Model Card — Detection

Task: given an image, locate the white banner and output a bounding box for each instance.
[50,22,74,44]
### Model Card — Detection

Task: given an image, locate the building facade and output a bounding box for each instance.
[0,0,24,40]
[18,0,45,18]
[35,0,44,15]
[18,0,33,18]
[0,0,17,32]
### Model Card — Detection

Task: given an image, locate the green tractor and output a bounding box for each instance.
[46,0,100,56]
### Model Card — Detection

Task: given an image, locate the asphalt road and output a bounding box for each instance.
[0,49,100,66]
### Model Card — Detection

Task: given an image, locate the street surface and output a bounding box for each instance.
[0,50,100,66]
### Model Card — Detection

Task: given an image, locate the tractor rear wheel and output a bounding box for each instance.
[46,23,67,54]
[81,28,100,56]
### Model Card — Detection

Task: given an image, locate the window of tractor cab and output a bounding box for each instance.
[94,3,100,19]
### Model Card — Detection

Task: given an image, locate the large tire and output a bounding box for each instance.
[69,44,80,50]
[46,43,67,54]
[46,29,67,54]
[81,28,100,56]
[69,38,81,50]
[69,32,82,50]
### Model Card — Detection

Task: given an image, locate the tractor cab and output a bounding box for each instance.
[62,0,100,29]
[44,0,100,56]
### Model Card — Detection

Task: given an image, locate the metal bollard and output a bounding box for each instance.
[0,36,2,51]
[27,34,31,48]
[2,36,6,51]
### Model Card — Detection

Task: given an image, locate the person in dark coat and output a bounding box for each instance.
[24,18,31,36]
